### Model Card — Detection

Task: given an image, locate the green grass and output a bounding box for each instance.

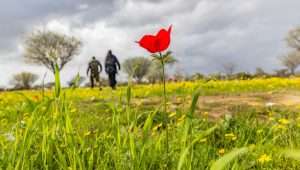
[1,78,300,169]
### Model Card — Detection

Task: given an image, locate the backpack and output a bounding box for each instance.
[105,56,117,74]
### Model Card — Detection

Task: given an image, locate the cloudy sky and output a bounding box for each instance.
[0,0,299,87]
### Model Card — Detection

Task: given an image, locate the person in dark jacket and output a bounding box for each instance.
[105,50,120,89]
[87,56,103,89]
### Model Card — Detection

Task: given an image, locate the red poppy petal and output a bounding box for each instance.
[137,25,172,53]
[155,28,171,52]
[137,35,158,53]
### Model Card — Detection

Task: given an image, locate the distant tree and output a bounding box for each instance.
[222,62,237,77]
[172,64,185,82]
[189,73,205,81]
[280,51,300,75]
[172,73,185,82]
[23,30,82,74]
[232,72,253,80]
[274,69,289,77]
[123,57,152,83]
[255,67,267,77]
[10,72,39,89]
[147,62,164,84]
[207,73,225,80]
[44,82,55,89]
[67,74,85,88]
[286,27,300,51]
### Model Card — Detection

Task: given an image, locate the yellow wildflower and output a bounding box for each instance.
[218,148,225,155]
[225,133,237,141]
[202,112,209,116]
[258,154,271,164]
[225,133,235,138]
[278,118,289,125]
[273,124,286,130]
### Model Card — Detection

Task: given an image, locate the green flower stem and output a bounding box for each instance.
[159,52,169,158]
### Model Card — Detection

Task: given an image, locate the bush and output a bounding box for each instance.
[10,72,39,90]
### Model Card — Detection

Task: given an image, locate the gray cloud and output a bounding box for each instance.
[0,0,115,57]
[0,0,300,86]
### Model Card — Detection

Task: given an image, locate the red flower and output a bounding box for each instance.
[137,25,172,53]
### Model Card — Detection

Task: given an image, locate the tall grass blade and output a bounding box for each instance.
[54,64,61,98]
[189,88,201,117]
[177,125,218,170]
[210,147,249,170]
[127,83,132,105]
[71,72,81,90]
[179,88,202,169]
[143,109,159,138]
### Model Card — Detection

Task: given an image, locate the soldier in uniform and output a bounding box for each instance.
[87,56,103,89]
[105,50,121,90]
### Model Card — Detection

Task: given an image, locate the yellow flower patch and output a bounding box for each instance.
[258,154,271,164]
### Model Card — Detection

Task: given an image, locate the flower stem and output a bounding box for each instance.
[160,52,169,158]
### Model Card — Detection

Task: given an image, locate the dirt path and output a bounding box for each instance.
[197,91,300,118]
[132,91,300,119]
[274,94,300,106]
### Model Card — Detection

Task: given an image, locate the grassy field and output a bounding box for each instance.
[1,78,300,169]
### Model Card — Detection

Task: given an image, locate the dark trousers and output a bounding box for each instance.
[108,73,117,89]
[90,75,99,88]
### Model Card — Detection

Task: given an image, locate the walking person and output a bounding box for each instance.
[105,50,121,90]
[87,56,103,89]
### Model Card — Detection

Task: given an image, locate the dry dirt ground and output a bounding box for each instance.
[133,91,300,119]
[196,92,300,118]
